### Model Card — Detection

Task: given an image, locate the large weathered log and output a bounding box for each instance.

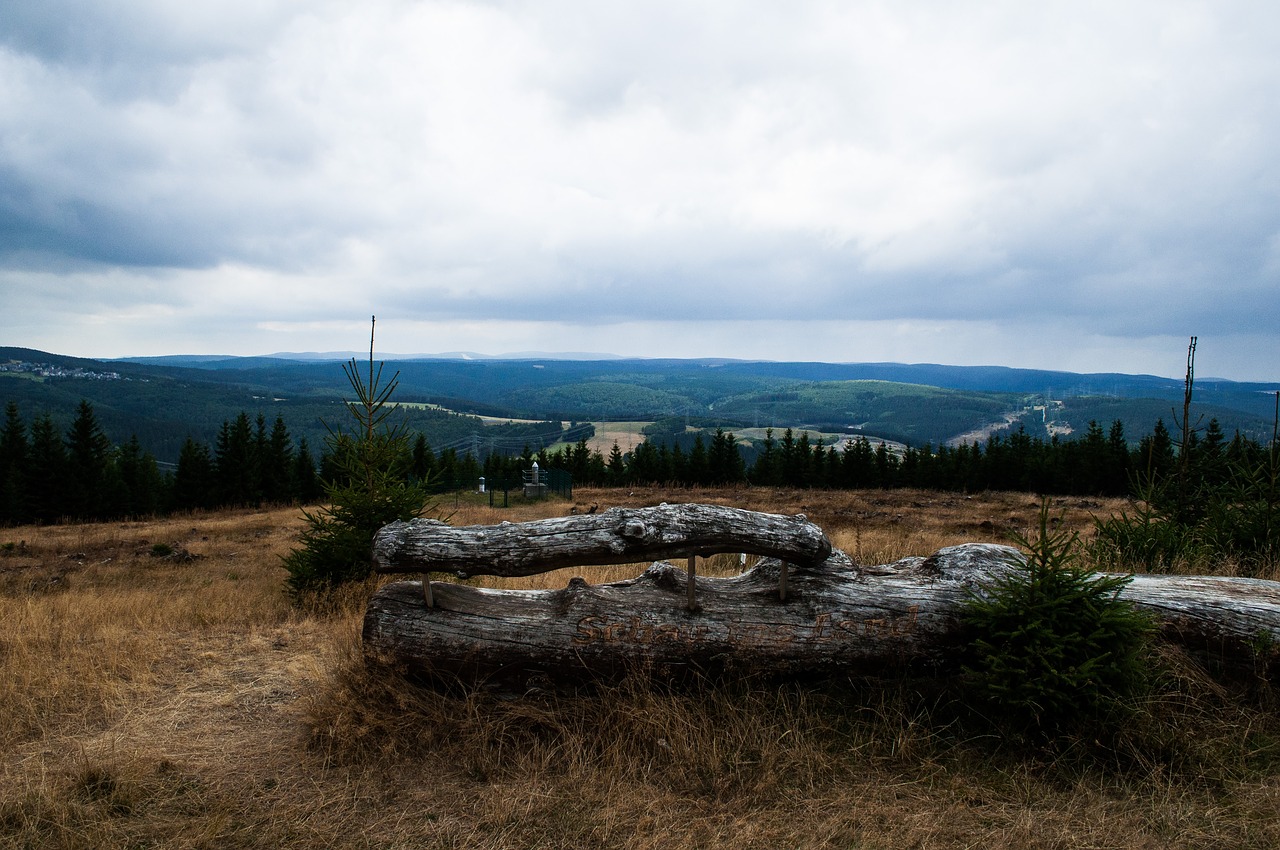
[363,542,1280,686]
[372,503,832,578]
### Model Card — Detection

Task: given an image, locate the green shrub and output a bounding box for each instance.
[963,503,1155,738]
[1089,482,1208,573]
[1092,454,1280,576]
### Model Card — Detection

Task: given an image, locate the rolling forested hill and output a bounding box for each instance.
[2,347,1276,463]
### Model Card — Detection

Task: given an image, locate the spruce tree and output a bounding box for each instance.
[457,451,482,487]
[629,441,659,484]
[292,438,323,504]
[27,414,69,522]
[0,402,29,523]
[687,433,710,486]
[964,504,1153,738]
[110,435,163,518]
[899,444,920,488]
[283,319,434,596]
[1106,420,1130,495]
[215,413,259,506]
[808,436,827,487]
[1078,419,1109,495]
[173,437,216,511]
[750,428,781,486]
[873,440,894,488]
[409,434,436,485]
[779,429,799,486]
[853,436,875,486]
[606,442,627,485]
[261,416,295,503]
[668,442,687,484]
[1195,418,1228,489]
[65,400,111,519]
[1139,419,1176,481]
[708,428,746,485]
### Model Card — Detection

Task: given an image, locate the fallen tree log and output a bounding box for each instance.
[372,503,832,578]
[363,536,1280,687]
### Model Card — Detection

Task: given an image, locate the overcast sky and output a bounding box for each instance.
[3,1,1279,381]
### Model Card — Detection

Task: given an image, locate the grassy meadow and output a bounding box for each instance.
[2,487,1278,849]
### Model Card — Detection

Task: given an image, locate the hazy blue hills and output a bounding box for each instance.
[3,347,1277,464]
[102,349,1280,412]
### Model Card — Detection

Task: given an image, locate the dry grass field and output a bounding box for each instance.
[2,487,1278,849]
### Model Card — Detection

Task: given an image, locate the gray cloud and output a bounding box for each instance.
[3,0,1279,379]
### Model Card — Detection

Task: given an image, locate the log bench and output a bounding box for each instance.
[364,503,1280,687]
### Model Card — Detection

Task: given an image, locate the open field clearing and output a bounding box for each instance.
[2,488,1278,849]
[579,421,652,456]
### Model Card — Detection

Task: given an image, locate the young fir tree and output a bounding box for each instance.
[963,503,1154,739]
[283,319,434,596]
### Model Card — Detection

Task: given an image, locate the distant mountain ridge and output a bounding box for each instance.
[100,350,1277,395]
[115,350,629,366]
[8,346,1279,403]
[99,350,1269,389]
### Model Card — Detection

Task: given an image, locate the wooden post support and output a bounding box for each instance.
[686,554,698,612]
[779,561,789,602]
[422,573,433,608]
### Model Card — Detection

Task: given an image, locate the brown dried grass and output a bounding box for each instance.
[1,488,1277,849]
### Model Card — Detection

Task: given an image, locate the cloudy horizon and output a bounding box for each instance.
[3,1,1279,381]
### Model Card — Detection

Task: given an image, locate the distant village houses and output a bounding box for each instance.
[0,360,122,381]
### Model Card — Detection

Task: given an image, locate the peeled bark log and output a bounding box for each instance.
[363,541,1280,686]
[373,503,831,578]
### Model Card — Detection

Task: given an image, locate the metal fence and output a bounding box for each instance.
[428,467,572,507]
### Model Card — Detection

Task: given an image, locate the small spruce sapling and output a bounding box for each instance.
[283,318,435,597]
[962,502,1154,738]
